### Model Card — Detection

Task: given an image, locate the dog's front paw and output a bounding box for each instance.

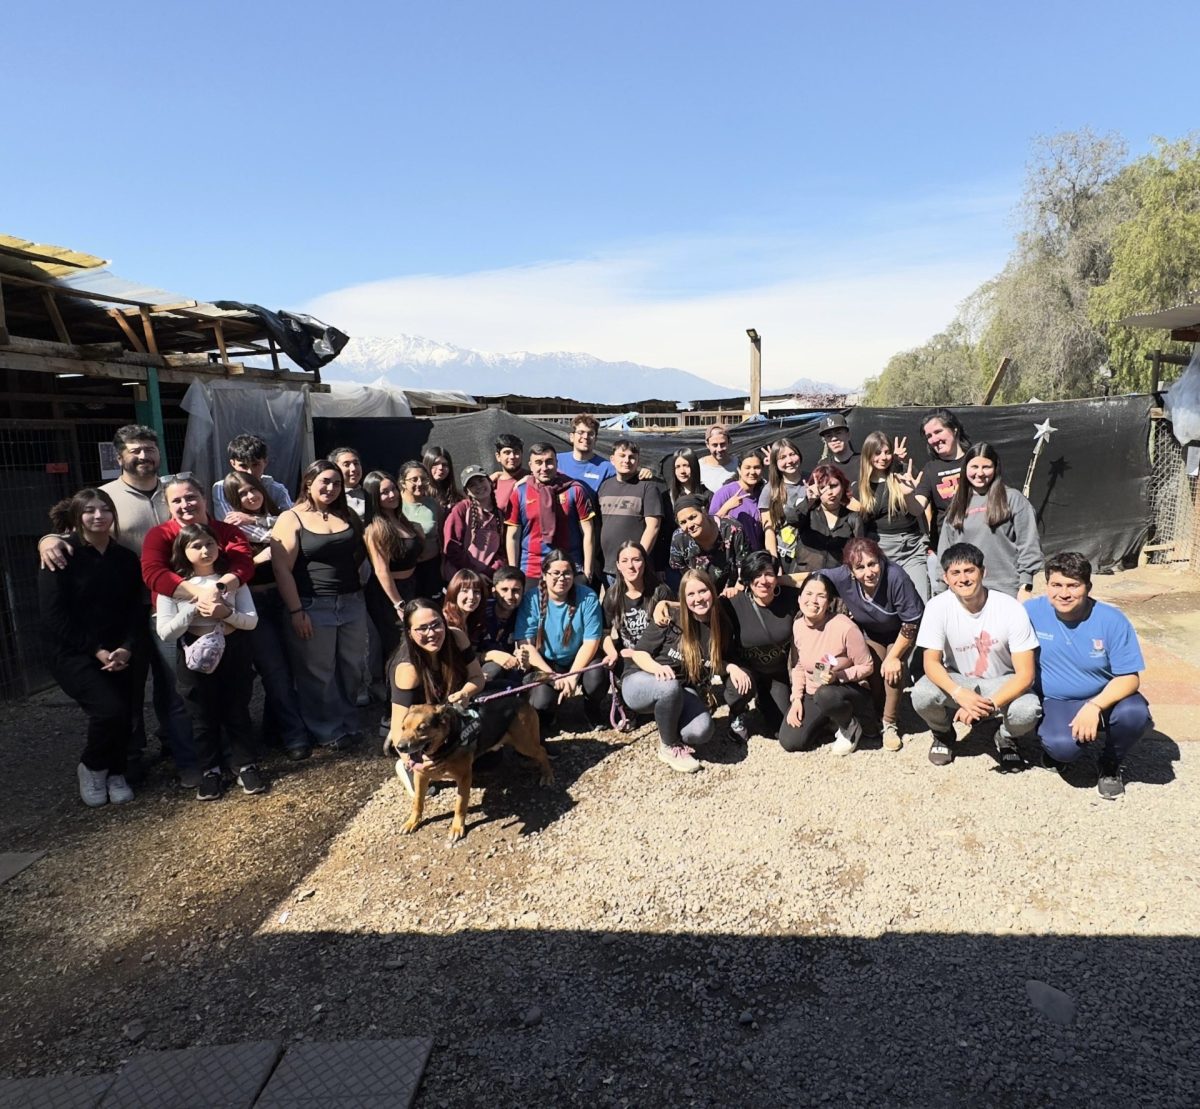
[400,818,420,835]
[538,768,556,786]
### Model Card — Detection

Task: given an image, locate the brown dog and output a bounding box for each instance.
[390,701,554,842]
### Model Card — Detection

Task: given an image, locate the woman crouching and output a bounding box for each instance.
[624,568,751,773]
[779,574,874,756]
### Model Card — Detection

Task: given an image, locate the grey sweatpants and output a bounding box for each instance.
[911,674,1041,741]
[621,671,714,749]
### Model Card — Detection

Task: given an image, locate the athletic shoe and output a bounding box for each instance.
[728,714,752,743]
[1039,748,1066,773]
[928,731,956,766]
[395,758,416,797]
[995,735,1025,773]
[237,765,268,795]
[196,769,223,802]
[1097,757,1125,800]
[178,767,203,789]
[830,718,862,756]
[106,774,134,804]
[77,763,108,807]
[657,744,700,773]
[882,723,903,752]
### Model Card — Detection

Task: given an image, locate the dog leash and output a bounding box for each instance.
[472,659,614,705]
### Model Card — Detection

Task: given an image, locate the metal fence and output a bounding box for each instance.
[1146,416,1198,571]
[0,419,187,700]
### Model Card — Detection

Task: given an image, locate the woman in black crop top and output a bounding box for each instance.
[271,460,368,750]
[363,470,423,664]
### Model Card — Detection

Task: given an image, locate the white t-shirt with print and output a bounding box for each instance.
[916,588,1038,681]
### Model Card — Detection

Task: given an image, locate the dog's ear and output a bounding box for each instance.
[428,705,451,727]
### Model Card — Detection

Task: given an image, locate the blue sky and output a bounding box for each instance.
[5,0,1195,388]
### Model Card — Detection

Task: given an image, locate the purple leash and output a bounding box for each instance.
[471,659,633,732]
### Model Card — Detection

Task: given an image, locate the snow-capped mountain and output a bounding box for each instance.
[324,335,745,404]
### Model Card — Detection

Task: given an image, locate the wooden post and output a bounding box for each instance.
[212,320,229,365]
[980,356,1012,405]
[108,310,147,353]
[41,290,72,345]
[138,307,160,355]
[268,336,281,373]
[0,276,8,345]
[135,364,167,469]
[749,335,761,417]
[1150,350,1162,396]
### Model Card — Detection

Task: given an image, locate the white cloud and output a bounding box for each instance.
[305,205,1012,390]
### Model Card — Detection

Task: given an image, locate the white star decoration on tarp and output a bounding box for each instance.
[1033,418,1057,444]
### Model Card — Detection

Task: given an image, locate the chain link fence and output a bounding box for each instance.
[1147,416,1198,572]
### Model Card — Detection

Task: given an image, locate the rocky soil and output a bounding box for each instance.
[1,679,1197,1107]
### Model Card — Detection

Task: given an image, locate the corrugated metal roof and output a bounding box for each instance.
[1120,303,1200,330]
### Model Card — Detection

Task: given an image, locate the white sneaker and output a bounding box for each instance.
[77,762,108,807]
[395,758,416,796]
[657,744,700,773]
[106,774,134,804]
[830,718,862,756]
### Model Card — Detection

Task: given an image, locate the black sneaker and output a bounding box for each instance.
[928,731,955,766]
[196,769,223,802]
[237,765,268,795]
[995,735,1025,773]
[728,714,752,743]
[1097,757,1125,800]
[1039,748,1066,774]
[284,744,312,762]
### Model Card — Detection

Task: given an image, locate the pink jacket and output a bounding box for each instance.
[789,614,874,702]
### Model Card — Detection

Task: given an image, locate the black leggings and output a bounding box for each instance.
[525,663,607,718]
[174,630,256,771]
[778,683,874,753]
[725,667,791,734]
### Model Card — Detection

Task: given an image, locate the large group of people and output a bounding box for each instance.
[38,409,1152,810]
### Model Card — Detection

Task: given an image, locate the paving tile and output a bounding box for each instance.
[255,1039,433,1109]
[0,853,45,886]
[99,1041,281,1108]
[0,1072,113,1109]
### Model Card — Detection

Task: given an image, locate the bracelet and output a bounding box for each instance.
[289,608,303,616]
[1087,699,1103,711]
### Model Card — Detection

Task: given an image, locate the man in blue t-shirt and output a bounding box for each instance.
[1026,551,1152,799]
[556,414,616,493]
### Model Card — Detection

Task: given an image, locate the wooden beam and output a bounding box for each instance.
[0,276,8,345]
[0,243,98,268]
[268,336,281,372]
[107,309,147,353]
[40,289,72,344]
[138,307,160,355]
[0,347,320,386]
[114,300,199,316]
[0,270,162,308]
[1170,328,1200,342]
[979,356,1012,405]
[212,320,229,364]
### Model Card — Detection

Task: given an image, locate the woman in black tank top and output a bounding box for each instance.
[272,460,368,750]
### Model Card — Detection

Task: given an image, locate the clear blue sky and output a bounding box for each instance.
[5,0,1195,387]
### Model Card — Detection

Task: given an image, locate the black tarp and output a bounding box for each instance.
[314,395,1153,573]
[212,303,349,373]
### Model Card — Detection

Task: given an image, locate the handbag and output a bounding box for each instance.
[183,626,226,674]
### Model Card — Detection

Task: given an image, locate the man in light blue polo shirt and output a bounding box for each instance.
[556,414,615,494]
[1026,551,1151,799]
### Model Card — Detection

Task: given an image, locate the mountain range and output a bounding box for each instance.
[323,334,842,405]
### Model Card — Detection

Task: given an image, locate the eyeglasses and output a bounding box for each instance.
[545,569,574,579]
[411,619,444,636]
[160,471,195,487]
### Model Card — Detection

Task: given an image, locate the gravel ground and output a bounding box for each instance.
[1,678,1197,1107]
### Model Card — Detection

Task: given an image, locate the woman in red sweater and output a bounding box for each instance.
[779,574,874,755]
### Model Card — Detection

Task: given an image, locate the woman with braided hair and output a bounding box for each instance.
[442,466,506,581]
[514,549,606,734]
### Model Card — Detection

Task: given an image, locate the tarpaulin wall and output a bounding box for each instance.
[314,395,1152,573]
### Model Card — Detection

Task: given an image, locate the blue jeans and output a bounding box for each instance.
[134,607,196,771]
[250,587,310,752]
[1040,694,1151,764]
[285,592,368,746]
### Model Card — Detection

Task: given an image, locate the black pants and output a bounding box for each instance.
[364,575,414,669]
[525,663,607,718]
[174,630,255,772]
[725,667,791,734]
[51,653,134,773]
[779,683,874,753]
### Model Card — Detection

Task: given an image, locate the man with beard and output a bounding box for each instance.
[38,426,196,781]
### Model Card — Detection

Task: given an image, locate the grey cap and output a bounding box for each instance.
[818,414,850,435]
[460,464,490,486]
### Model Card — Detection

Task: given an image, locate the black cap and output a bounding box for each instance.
[818,414,850,435]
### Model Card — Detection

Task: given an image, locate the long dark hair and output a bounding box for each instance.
[398,598,469,703]
[222,470,279,518]
[668,447,702,503]
[48,488,120,542]
[808,463,850,506]
[536,549,580,652]
[169,522,229,577]
[443,569,488,643]
[421,445,463,511]
[363,469,419,563]
[462,472,500,538]
[300,460,362,536]
[944,443,1012,530]
[601,540,662,625]
[764,438,802,530]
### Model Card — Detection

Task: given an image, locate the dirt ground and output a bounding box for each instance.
[2,565,1198,1107]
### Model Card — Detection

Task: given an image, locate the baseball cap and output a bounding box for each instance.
[818,415,850,436]
[460,464,489,485]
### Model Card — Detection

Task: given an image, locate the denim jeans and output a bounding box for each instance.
[250,586,310,752]
[132,606,196,771]
[285,591,368,746]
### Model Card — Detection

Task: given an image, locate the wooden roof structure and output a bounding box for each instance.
[0,234,327,388]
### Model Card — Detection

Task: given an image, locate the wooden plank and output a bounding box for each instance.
[114,300,199,316]
[0,347,319,386]
[1,333,164,365]
[138,307,160,355]
[40,289,72,344]
[107,309,147,353]
[212,320,229,364]
[268,336,281,372]
[0,269,161,308]
[1169,328,1200,342]
[979,356,1011,405]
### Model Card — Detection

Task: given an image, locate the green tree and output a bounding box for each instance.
[1089,136,1200,390]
